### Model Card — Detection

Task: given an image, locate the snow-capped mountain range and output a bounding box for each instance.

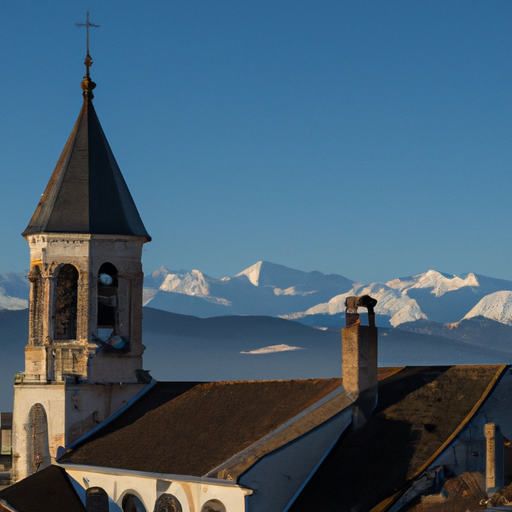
[143,261,355,318]
[4,261,512,328]
[286,270,512,328]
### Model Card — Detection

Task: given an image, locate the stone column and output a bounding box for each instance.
[485,422,504,494]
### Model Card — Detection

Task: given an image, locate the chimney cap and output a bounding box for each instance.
[345,295,377,311]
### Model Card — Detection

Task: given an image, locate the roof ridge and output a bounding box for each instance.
[206,382,351,481]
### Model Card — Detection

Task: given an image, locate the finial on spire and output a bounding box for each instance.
[76,12,100,98]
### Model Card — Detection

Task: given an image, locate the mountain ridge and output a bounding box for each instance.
[5,261,512,329]
[141,263,512,328]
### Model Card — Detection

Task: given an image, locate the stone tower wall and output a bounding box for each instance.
[23,233,145,383]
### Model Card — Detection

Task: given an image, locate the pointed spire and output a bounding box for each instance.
[76,12,99,99]
[22,98,151,241]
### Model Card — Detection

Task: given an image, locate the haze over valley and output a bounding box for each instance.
[2,260,512,411]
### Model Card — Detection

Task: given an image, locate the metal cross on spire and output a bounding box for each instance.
[75,12,100,77]
[76,11,100,57]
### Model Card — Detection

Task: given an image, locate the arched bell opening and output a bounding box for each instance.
[95,262,128,353]
[27,265,44,346]
[54,264,79,341]
[97,262,118,338]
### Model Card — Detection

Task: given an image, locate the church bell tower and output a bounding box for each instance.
[12,26,151,481]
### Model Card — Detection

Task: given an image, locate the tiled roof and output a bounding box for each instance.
[59,379,342,476]
[289,365,505,512]
[57,365,505,509]
[0,465,86,512]
[22,94,150,241]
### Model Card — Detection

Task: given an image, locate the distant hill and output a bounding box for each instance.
[0,309,28,412]
[398,316,512,355]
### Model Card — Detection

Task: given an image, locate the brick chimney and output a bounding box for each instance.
[342,295,378,426]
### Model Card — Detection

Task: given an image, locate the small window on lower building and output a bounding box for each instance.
[86,487,109,512]
[28,403,50,476]
[201,500,226,512]
[154,493,183,512]
[123,494,147,512]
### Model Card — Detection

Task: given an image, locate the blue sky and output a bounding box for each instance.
[1,1,512,284]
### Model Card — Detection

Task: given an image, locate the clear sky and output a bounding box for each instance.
[1,1,512,284]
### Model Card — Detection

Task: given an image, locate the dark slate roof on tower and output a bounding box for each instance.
[22,55,151,241]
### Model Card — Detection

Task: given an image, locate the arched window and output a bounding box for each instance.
[27,403,50,475]
[86,487,109,512]
[28,265,44,345]
[154,494,183,512]
[122,493,147,512]
[97,262,118,334]
[54,264,78,340]
[201,500,226,512]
